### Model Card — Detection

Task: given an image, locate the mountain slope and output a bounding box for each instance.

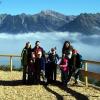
[0,10,75,33]
[0,11,100,35]
[60,13,100,35]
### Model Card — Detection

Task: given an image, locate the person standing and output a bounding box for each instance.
[71,49,83,85]
[32,41,45,58]
[28,52,35,84]
[62,41,73,83]
[32,41,45,84]
[58,54,69,87]
[21,42,32,83]
[48,48,59,83]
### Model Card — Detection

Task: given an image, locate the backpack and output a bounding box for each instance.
[76,53,83,68]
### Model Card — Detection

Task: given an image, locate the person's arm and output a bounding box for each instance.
[79,54,83,68]
[60,62,68,68]
[48,53,51,62]
[73,54,76,69]
[60,61,68,68]
[60,65,67,68]
[21,48,25,65]
[43,50,46,58]
[56,54,60,60]
[57,59,61,65]
[41,48,45,58]
[21,48,24,58]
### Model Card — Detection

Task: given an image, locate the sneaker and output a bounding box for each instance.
[44,78,47,83]
[73,81,80,86]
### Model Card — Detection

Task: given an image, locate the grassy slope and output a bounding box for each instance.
[0,71,100,100]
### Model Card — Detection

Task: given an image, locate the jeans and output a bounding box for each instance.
[61,70,68,85]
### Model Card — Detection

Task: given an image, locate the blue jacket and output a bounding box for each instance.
[39,57,45,71]
[48,53,59,63]
[35,57,45,71]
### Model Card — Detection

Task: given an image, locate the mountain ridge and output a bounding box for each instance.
[0,10,100,35]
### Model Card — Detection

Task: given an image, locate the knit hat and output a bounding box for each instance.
[51,48,55,51]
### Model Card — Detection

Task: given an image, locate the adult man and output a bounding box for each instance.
[32,41,45,58]
[67,49,82,85]
[21,42,31,83]
[32,41,45,83]
[72,49,83,85]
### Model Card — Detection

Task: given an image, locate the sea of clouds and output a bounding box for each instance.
[0,32,100,58]
[0,32,100,72]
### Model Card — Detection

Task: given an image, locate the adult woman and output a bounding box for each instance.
[62,41,73,59]
[62,41,73,83]
[21,42,32,83]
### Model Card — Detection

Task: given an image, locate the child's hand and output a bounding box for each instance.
[30,60,33,63]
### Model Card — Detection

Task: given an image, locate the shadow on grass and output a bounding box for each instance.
[56,81,89,100]
[0,80,23,86]
[43,85,63,100]
[0,80,89,100]
[0,80,48,86]
[44,81,89,100]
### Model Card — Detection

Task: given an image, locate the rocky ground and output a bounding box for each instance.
[0,71,100,100]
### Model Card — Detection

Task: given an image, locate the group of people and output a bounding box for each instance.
[21,41,82,86]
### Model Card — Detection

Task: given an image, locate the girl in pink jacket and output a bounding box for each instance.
[58,54,69,86]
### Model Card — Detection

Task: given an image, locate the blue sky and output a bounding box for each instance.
[0,0,100,15]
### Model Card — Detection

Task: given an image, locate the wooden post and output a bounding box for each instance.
[10,56,13,71]
[84,62,88,86]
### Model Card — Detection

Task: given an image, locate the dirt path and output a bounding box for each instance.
[0,71,100,100]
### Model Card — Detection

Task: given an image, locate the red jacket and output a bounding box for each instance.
[32,46,45,58]
[59,58,69,72]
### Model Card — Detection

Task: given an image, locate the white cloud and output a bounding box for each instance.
[0,32,100,62]
[0,32,81,40]
[93,26,100,31]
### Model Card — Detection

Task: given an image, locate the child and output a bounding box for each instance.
[48,48,59,83]
[35,51,46,83]
[58,54,69,86]
[28,52,35,83]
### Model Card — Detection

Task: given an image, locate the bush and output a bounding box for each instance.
[0,65,22,71]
